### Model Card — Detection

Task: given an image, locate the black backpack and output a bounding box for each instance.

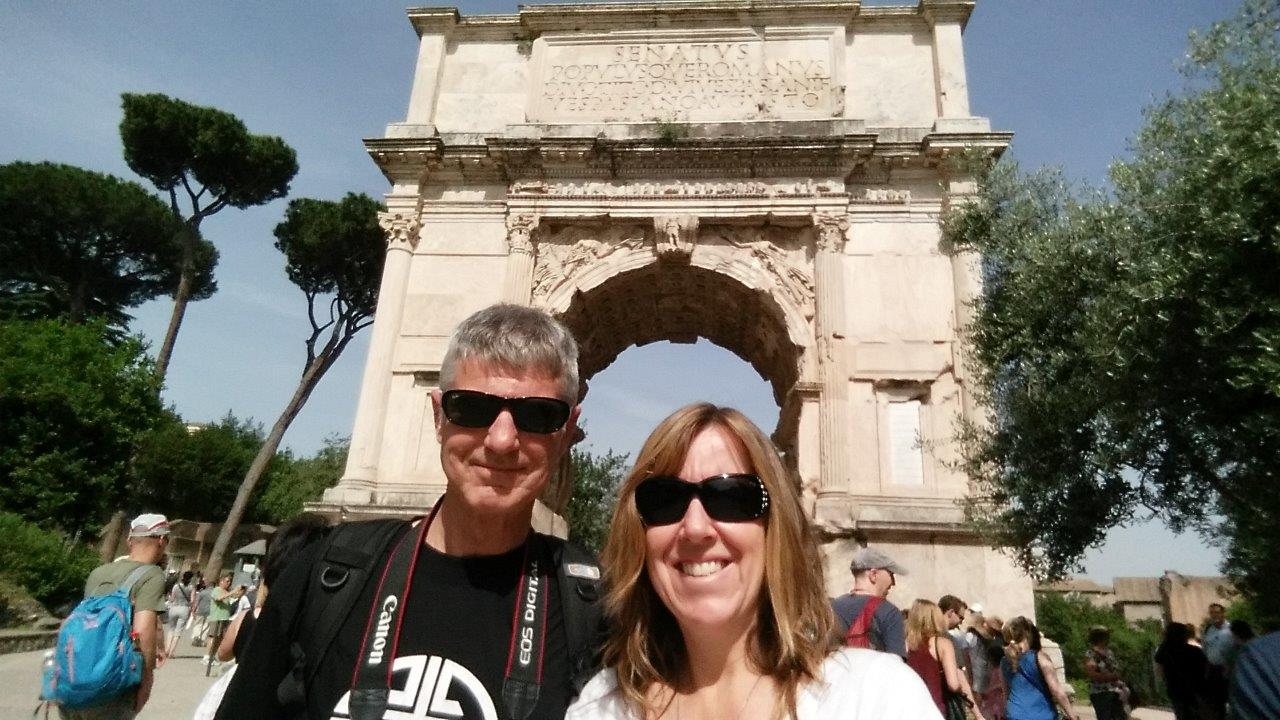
[275,518,604,719]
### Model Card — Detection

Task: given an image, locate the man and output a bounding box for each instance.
[1201,602,1232,720]
[939,594,973,683]
[1232,629,1280,720]
[941,593,993,719]
[62,513,169,719]
[218,304,600,720]
[831,547,907,658]
[202,573,244,669]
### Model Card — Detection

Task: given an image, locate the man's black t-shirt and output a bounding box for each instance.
[218,538,569,720]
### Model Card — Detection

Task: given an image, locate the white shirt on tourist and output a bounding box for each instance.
[566,648,943,720]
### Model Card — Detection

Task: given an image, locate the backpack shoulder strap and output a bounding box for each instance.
[302,519,410,675]
[845,595,883,643]
[540,534,603,695]
[117,565,155,598]
[275,517,410,716]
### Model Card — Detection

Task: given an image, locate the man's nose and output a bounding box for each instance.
[484,408,520,451]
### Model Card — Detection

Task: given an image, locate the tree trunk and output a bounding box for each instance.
[98,510,127,564]
[154,226,198,384]
[202,349,336,579]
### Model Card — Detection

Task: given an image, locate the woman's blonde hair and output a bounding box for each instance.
[906,599,948,652]
[599,403,834,719]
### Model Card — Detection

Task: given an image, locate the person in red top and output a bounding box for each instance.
[906,599,986,720]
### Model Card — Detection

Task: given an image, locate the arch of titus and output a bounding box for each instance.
[314,0,1035,617]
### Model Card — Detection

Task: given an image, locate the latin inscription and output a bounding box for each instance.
[535,38,839,121]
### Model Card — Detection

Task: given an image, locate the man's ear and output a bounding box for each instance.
[560,404,583,453]
[431,388,444,442]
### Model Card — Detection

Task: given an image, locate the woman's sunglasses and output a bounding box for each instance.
[633,473,770,526]
[439,389,571,434]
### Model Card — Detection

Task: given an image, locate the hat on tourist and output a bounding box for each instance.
[129,513,170,538]
[969,602,984,614]
[849,547,908,576]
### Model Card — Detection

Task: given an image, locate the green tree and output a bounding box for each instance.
[0,161,215,327]
[0,319,164,533]
[255,436,348,525]
[1035,592,1166,707]
[131,413,286,523]
[945,0,1280,624]
[120,92,298,381]
[565,447,628,552]
[203,193,384,578]
[0,511,98,610]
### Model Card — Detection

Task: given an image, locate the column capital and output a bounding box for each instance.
[812,213,850,253]
[379,210,421,251]
[506,213,541,255]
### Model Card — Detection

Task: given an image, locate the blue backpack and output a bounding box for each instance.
[41,564,152,709]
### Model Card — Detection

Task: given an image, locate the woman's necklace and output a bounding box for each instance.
[674,673,765,720]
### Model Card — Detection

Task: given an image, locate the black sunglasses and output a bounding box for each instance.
[634,473,770,526]
[440,389,571,434]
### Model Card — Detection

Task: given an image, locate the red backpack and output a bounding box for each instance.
[844,596,884,649]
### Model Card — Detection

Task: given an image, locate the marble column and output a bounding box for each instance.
[812,213,852,503]
[330,209,421,501]
[502,214,539,304]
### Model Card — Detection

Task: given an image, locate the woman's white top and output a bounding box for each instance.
[566,648,944,720]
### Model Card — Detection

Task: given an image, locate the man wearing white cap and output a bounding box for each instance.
[66,513,170,719]
[831,546,908,658]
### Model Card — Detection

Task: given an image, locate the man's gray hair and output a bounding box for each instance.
[439,303,580,402]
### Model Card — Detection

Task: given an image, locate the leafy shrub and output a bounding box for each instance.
[1036,592,1167,707]
[0,511,98,609]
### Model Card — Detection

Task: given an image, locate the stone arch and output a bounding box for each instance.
[548,259,806,409]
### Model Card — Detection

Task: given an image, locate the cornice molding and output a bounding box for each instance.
[918,0,975,29]
[407,0,1002,39]
[364,127,1009,184]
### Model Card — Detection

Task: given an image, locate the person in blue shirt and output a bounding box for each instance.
[1000,617,1077,720]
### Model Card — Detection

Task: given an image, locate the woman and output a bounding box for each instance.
[1083,626,1125,720]
[1154,622,1208,720]
[1000,617,1077,720]
[906,600,985,720]
[162,570,196,661]
[978,617,1008,720]
[567,403,940,719]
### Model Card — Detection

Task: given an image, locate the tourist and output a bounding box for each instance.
[202,574,244,670]
[938,595,978,702]
[1227,619,1255,679]
[1155,622,1209,720]
[1230,630,1280,720]
[1082,626,1126,720]
[217,304,604,720]
[190,579,212,646]
[162,570,195,662]
[978,617,1008,720]
[966,607,995,705]
[905,599,984,720]
[57,513,169,719]
[831,547,909,657]
[216,516,329,664]
[1000,617,1077,720]
[566,403,940,719]
[195,516,330,720]
[1201,603,1232,720]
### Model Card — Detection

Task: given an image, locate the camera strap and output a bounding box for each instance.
[346,498,550,720]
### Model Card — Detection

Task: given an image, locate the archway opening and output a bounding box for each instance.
[557,261,805,462]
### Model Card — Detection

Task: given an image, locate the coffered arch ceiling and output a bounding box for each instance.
[558,263,802,407]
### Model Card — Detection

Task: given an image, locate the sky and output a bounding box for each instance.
[0,0,1242,583]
